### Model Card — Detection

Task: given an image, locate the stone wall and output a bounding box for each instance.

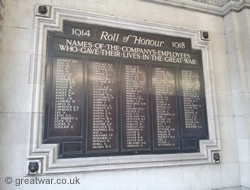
[224,9,250,187]
[0,0,249,190]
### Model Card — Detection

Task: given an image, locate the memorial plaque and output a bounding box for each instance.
[44,21,209,158]
[87,61,118,152]
[180,69,207,136]
[49,58,83,137]
[121,64,150,151]
[152,66,179,149]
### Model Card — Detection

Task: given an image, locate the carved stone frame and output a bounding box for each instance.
[27,7,220,174]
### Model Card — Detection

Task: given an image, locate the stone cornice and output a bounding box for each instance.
[141,0,250,16]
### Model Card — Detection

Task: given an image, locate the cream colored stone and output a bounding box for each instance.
[216,94,234,116]
[83,170,137,190]
[225,30,245,55]
[0,113,27,145]
[243,49,250,73]
[221,139,239,163]
[211,52,229,74]
[136,165,222,190]
[214,71,232,94]
[219,116,236,140]
[230,72,246,94]
[210,32,227,54]
[0,145,26,177]
[224,13,235,33]
[227,50,241,76]
[240,163,250,187]
[0,83,32,112]
[3,0,33,29]
[235,116,249,139]
[232,93,247,116]
[0,52,30,84]
[237,139,250,163]
[221,163,241,188]
[1,27,33,55]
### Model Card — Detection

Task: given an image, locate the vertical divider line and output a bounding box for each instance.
[148,63,154,152]
[176,67,183,150]
[84,59,89,156]
[117,61,122,154]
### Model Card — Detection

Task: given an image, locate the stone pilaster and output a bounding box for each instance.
[224,9,250,187]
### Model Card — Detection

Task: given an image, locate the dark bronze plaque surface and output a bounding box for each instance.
[43,20,208,158]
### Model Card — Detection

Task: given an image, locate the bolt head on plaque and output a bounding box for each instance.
[28,161,40,175]
[201,31,209,41]
[213,152,220,163]
[35,5,51,17]
[38,6,48,15]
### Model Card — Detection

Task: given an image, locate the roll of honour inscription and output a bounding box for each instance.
[44,21,208,157]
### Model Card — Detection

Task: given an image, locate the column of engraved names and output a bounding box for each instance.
[123,64,149,149]
[181,70,203,130]
[88,61,117,151]
[52,58,82,136]
[152,67,178,148]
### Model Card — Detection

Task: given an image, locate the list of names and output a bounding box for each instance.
[152,67,178,148]
[123,64,149,149]
[88,61,117,151]
[181,70,203,130]
[51,58,82,136]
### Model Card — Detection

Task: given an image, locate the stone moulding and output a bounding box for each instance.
[27,7,221,175]
[141,0,250,16]
[192,0,230,7]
